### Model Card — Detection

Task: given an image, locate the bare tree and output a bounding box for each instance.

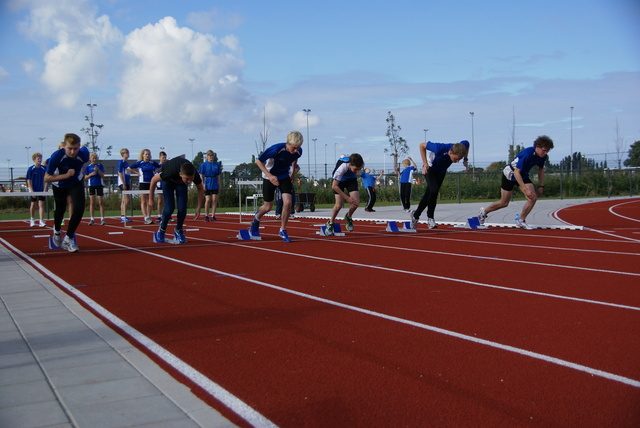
[255,106,269,156]
[384,111,408,172]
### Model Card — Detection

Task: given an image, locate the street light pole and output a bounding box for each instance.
[189,138,195,161]
[312,138,317,180]
[469,112,475,173]
[570,106,574,173]
[303,109,311,182]
[423,128,428,142]
[25,146,31,165]
[38,137,45,155]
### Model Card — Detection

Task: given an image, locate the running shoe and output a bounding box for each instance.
[409,210,418,230]
[30,219,35,227]
[427,218,438,229]
[515,214,535,230]
[325,220,334,236]
[38,220,46,227]
[153,228,166,243]
[88,219,95,226]
[279,229,291,242]
[52,233,63,248]
[478,207,487,225]
[344,215,354,232]
[61,235,79,253]
[120,216,132,223]
[210,215,217,221]
[144,217,154,225]
[204,215,210,222]
[100,219,106,226]
[250,217,260,236]
[174,229,186,244]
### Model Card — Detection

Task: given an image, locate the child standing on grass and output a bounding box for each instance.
[362,168,384,212]
[44,133,90,252]
[118,148,132,223]
[149,156,204,244]
[398,157,417,211]
[409,140,469,230]
[249,131,303,242]
[84,152,106,225]
[325,153,364,235]
[198,150,221,222]
[26,152,47,227]
[128,149,161,224]
[478,135,554,229]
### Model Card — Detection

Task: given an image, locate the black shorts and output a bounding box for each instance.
[139,183,151,191]
[333,178,358,195]
[30,196,45,202]
[205,189,219,196]
[88,186,104,196]
[262,177,293,202]
[501,175,532,191]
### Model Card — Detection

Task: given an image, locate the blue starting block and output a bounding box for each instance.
[386,221,417,233]
[237,229,262,240]
[465,217,487,229]
[317,222,345,237]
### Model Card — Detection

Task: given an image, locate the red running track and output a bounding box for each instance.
[1,197,639,427]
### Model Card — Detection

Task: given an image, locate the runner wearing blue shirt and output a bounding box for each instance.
[44,133,90,252]
[410,140,469,230]
[117,148,132,222]
[398,157,417,211]
[26,152,47,227]
[128,149,161,224]
[198,150,221,222]
[325,153,365,235]
[362,168,384,212]
[478,135,554,229]
[84,152,106,225]
[249,131,303,242]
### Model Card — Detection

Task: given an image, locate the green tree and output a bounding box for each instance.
[192,151,205,171]
[384,111,408,172]
[623,140,640,167]
[231,162,261,179]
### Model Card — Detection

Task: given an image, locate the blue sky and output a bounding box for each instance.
[1,0,639,178]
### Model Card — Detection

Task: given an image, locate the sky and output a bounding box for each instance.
[1,0,639,179]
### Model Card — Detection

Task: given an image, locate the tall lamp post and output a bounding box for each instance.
[189,138,195,161]
[423,128,428,142]
[312,138,317,180]
[324,143,327,180]
[303,109,311,183]
[469,112,475,173]
[38,137,45,155]
[25,146,31,165]
[570,106,574,173]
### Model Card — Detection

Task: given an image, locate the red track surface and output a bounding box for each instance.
[2,198,639,427]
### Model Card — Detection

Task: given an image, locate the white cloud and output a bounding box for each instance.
[0,66,8,80]
[17,0,122,107]
[118,16,250,127]
[186,9,244,32]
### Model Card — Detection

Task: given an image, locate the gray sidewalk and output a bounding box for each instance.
[0,243,235,428]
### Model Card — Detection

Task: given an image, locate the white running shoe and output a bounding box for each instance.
[478,207,487,225]
[409,210,418,230]
[515,214,535,230]
[427,218,438,229]
[30,219,35,227]
[61,235,79,253]
[38,220,46,227]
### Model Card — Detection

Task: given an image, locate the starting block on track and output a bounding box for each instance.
[317,222,345,237]
[386,221,417,233]
[458,217,487,229]
[49,234,76,250]
[237,229,262,241]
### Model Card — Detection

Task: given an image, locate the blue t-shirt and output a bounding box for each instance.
[426,140,470,174]
[118,159,130,186]
[504,146,547,181]
[129,160,161,183]
[84,163,105,187]
[198,161,221,190]
[258,142,302,180]
[361,172,376,188]
[26,165,47,192]
[46,147,90,188]
[400,166,415,183]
